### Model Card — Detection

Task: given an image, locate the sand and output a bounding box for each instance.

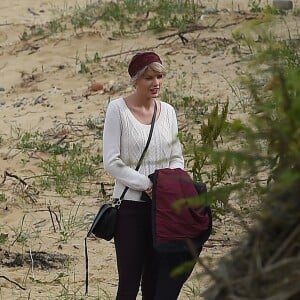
[0,0,299,299]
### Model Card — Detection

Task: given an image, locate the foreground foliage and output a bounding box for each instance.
[202,16,300,300]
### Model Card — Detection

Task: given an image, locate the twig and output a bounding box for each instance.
[2,171,37,203]
[266,224,300,265]
[23,262,31,289]
[216,14,259,30]
[11,214,26,246]
[209,238,231,242]
[178,33,189,45]
[225,60,241,66]
[29,248,35,279]
[157,19,220,41]
[47,206,56,233]
[0,275,26,290]
[33,208,62,230]
[204,242,238,248]
[55,135,68,145]
[46,208,62,231]
[54,209,62,231]
[228,256,300,286]
[27,8,39,16]
[88,34,175,63]
[157,25,209,40]
[100,182,107,199]
[158,14,258,42]
[2,170,27,185]
[95,47,156,60]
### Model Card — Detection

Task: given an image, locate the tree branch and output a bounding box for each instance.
[0,275,26,290]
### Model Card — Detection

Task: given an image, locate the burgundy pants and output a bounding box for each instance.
[114,200,201,300]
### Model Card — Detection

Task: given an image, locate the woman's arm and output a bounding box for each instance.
[102,101,152,191]
[169,107,184,169]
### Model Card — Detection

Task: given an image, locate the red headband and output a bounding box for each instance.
[128,52,162,78]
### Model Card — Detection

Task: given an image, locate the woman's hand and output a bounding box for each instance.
[145,186,152,198]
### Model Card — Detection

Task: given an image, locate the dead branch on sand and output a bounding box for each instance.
[157,13,258,44]
[1,171,37,203]
[157,19,220,41]
[0,275,26,290]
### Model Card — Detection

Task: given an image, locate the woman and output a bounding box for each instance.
[103,51,199,300]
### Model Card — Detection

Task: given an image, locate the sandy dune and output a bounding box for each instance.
[0,0,298,299]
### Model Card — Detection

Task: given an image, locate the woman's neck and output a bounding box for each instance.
[125,93,155,109]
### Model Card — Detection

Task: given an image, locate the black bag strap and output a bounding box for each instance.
[118,100,157,200]
[85,100,157,295]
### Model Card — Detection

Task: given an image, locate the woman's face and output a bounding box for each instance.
[135,68,163,100]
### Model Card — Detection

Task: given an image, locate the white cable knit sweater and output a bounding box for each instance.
[103,97,184,201]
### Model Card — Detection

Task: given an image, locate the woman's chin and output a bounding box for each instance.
[150,93,159,99]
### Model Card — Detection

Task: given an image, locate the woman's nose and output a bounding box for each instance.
[153,76,160,85]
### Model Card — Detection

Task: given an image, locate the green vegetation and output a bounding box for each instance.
[58,201,87,243]
[0,232,8,244]
[69,0,203,33]
[48,19,67,34]
[18,0,292,42]
[197,12,300,300]
[17,130,85,156]
[248,0,287,14]
[18,0,208,41]
[188,25,298,211]
[2,1,298,299]
[38,153,101,195]
[79,61,90,74]
[0,192,7,203]
[11,124,103,196]
[19,20,66,41]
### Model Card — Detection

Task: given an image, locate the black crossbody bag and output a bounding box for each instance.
[85,101,157,295]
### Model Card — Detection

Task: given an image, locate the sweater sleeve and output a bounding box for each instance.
[169,107,185,169]
[102,101,152,191]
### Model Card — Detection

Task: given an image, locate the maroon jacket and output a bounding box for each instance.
[148,168,212,252]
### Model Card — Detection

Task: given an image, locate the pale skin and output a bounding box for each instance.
[124,67,164,197]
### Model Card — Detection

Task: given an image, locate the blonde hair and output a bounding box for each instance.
[130,62,166,86]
